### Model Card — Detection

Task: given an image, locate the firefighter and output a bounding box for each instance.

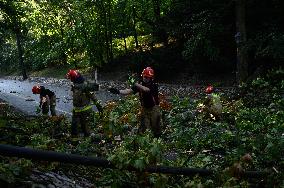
[32,85,57,116]
[109,67,162,138]
[66,69,102,137]
[203,85,222,119]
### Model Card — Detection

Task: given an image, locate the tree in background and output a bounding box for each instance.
[0,0,28,79]
[235,0,248,83]
[0,0,283,81]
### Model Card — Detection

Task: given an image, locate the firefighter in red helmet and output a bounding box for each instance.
[199,85,222,120]
[32,85,57,116]
[205,85,214,94]
[65,69,84,83]
[109,67,162,137]
[141,67,155,78]
[66,69,102,137]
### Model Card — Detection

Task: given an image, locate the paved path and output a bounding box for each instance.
[0,77,237,118]
[0,78,120,118]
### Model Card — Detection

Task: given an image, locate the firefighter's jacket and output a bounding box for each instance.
[72,82,97,113]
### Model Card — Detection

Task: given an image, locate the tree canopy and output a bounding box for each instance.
[1,0,283,82]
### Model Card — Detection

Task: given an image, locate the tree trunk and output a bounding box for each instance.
[94,68,98,82]
[104,12,110,63]
[123,34,128,52]
[235,0,248,83]
[132,7,139,48]
[15,26,27,80]
[60,27,67,65]
[108,0,113,62]
[152,0,168,45]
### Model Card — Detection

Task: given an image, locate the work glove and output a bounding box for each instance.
[108,88,120,95]
[93,100,103,118]
[127,74,137,87]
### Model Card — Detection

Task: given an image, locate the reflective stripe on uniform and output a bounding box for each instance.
[73,105,93,113]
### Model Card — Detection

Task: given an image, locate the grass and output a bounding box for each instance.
[29,66,71,79]
[0,66,98,81]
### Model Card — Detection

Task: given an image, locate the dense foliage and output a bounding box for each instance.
[0,70,283,187]
[1,0,284,186]
[1,0,283,78]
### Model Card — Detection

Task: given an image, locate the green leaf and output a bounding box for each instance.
[133,159,145,171]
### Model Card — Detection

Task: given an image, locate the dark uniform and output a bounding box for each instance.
[132,82,162,137]
[39,86,56,116]
[71,80,99,137]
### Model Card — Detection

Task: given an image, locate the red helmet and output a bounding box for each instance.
[141,67,154,78]
[66,69,79,81]
[32,85,41,94]
[205,85,214,94]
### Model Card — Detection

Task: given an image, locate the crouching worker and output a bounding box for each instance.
[200,85,222,120]
[66,69,103,137]
[32,85,57,116]
[109,67,162,138]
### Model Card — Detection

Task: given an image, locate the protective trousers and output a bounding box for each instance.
[140,105,162,138]
[71,108,93,137]
[42,95,56,116]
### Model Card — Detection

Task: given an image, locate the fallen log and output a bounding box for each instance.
[0,144,267,178]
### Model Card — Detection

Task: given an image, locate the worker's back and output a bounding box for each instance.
[72,83,93,108]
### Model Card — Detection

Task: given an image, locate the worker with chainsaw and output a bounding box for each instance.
[32,85,57,116]
[109,67,162,138]
[66,69,103,137]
